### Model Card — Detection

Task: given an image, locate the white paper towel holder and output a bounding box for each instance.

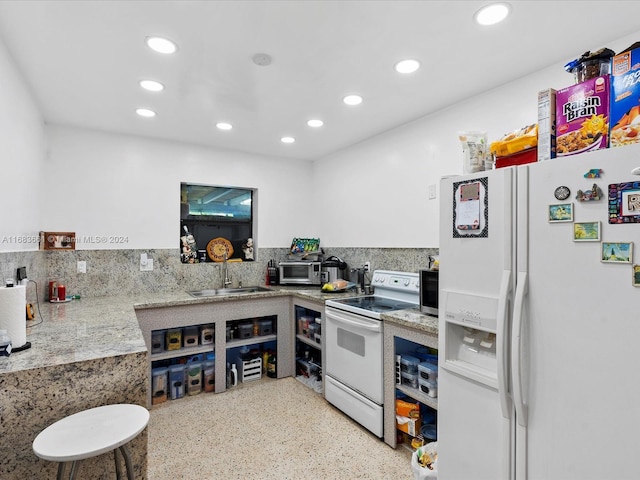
[2,281,32,352]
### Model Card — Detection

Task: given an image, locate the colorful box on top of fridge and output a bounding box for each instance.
[610,45,640,147]
[555,75,609,157]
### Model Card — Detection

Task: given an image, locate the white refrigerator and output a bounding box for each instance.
[437,144,640,480]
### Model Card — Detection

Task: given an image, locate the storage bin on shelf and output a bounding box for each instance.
[151,330,165,354]
[165,328,182,351]
[151,367,169,405]
[169,364,185,400]
[183,326,199,347]
[200,325,214,345]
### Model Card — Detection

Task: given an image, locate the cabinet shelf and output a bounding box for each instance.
[396,383,438,411]
[296,334,321,350]
[226,334,277,349]
[151,345,214,362]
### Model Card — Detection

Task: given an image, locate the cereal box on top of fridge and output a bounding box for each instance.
[555,75,609,157]
[610,45,640,147]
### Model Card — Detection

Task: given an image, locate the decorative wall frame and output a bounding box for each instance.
[601,242,633,263]
[608,181,640,223]
[548,203,573,222]
[573,222,600,242]
[633,265,640,287]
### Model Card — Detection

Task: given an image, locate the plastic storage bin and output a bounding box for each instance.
[151,330,165,354]
[258,319,273,336]
[186,362,202,395]
[165,328,182,351]
[401,371,419,389]
[200,325,214,345]
[151,367,169,405]
[237,323,253,339]
[400,355,421,374]
[169,364,185,400]
[418,362,438,382]
[419,378,438,398]
[183,326,199,347]
[203,360,215,392]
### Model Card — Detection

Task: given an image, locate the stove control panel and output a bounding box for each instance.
[371,270,419,293]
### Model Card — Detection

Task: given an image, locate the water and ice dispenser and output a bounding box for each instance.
[441,290,501,388]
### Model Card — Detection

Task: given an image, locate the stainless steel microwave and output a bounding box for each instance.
[279,261,323,285]
[419,269,439,316]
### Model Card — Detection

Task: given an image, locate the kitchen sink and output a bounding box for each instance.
[187,286,273,297]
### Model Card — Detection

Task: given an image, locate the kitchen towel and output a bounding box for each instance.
[0,285,27,349]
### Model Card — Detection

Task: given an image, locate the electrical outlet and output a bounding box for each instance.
[16,266,27,281]
[364,262,371,272]
[77,261,87,274]
[428,184,437,200]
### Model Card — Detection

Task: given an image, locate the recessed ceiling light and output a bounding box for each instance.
[139,80,164,92]
[216,122,233,130]
[395,59,420,74]
[307,119,324,128]
[136,108,156,118]
[281,136,295,144]
[343,94,363,106]
[474,3,511,26]
[145,36,178,54]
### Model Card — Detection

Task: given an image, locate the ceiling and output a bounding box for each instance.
[0,1,639,161]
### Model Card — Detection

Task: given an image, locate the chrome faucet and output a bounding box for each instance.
[223,250,232,288]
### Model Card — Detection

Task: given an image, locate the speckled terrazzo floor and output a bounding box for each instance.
[148,377,413,479]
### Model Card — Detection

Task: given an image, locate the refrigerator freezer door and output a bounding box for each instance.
[439,168,515,480]
[519,146,640,480]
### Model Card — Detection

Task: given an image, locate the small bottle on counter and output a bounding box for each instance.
[0,329,11,356]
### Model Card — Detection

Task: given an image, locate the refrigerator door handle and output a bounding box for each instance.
[497,269,513,420]
[512,271,528,427]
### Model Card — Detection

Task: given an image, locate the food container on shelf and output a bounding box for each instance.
[186,362,202,396]
[418,362,438,382]
[400,355,421,374]
[564,48,614,84]
[258,319,273,336]
[237,323,253,339]
[151,367,169,405]
[401,371,419,389]
[203,360,215,392]
[183,326,199,347]
[151,330,165,354]
[169,364,186,400]
[419,378,438,398]
[200,325,214,345]
[165,328,182,351]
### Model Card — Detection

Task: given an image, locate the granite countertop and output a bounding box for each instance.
[381,307,439,336]
[0,285,437,375]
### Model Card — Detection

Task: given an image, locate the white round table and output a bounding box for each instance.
[33,404,150,480]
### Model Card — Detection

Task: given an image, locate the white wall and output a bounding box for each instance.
[4,31,639,252]
[42,126,317,249]
[313,31,640,248]
[0,36,45,252]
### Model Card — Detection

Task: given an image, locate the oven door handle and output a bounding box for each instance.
[326,311,382,333]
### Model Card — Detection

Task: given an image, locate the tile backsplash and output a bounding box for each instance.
[0,247,438,300]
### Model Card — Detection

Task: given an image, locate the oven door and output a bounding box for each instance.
[324,307,384,404]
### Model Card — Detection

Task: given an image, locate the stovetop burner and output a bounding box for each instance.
[334,295,417,313]
[325,270,420,319]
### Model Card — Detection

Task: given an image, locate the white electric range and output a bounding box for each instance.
[324,270,419,437]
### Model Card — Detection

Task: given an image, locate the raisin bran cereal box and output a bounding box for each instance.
[556,75,609,157]
[610,46,640,147]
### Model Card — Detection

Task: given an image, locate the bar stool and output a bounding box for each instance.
[33,404,150,480]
